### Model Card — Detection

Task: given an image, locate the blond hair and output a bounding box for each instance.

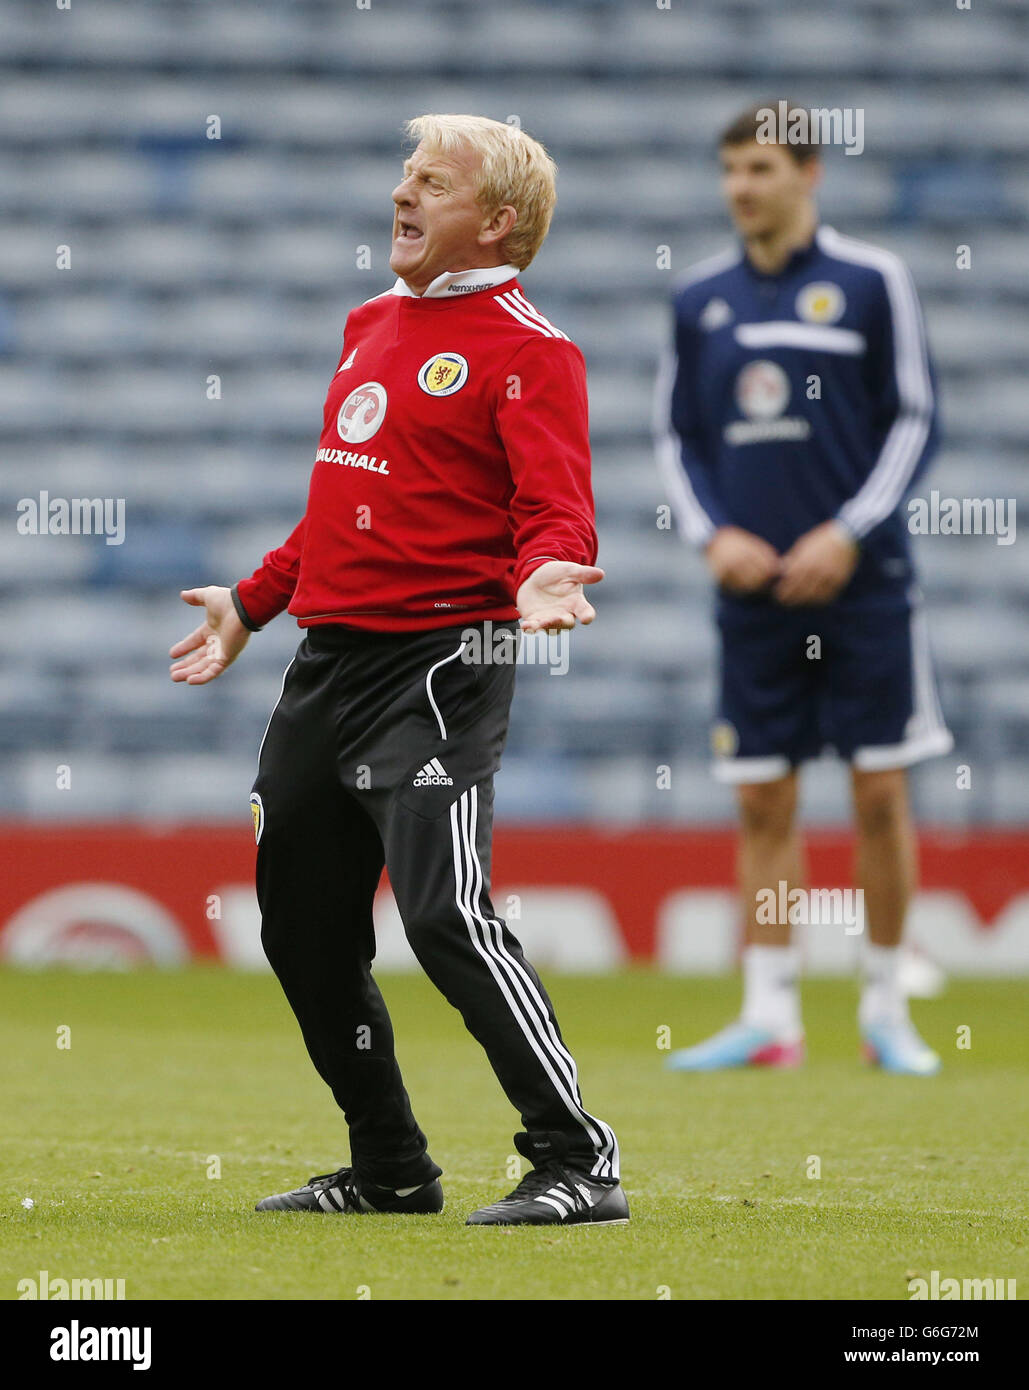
[403,114,557,270]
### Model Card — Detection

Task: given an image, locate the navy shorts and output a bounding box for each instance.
[711,592,952,783]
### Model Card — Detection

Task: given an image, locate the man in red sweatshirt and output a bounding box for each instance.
[169,114,626,1227]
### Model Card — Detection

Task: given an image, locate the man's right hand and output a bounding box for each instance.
[169,586,250,685]
[705,526,781,594]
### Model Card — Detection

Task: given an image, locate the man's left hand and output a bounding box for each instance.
[516,561,605,633]
[774,521,859,606]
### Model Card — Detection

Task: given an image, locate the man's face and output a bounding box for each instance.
[390,141,499,292]
[720,140,818,239]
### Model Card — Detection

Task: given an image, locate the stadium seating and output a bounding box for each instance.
[1,0,1025,824]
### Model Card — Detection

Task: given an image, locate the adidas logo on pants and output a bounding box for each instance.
[413,757,453,787]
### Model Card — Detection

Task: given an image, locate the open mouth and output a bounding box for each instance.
[397,219,423,241]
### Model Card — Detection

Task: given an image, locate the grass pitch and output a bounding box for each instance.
[1,966,1026,1301]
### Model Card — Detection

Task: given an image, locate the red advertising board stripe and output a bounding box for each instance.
[1,824,1026,962]
[490,827,1029,958]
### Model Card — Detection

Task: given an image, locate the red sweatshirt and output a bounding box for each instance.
[234,264,597,633]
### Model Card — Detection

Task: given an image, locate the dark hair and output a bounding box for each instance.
[719,102,818,165]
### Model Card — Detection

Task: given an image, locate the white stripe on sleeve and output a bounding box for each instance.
[653,347,719,546]
[818,227,934,538]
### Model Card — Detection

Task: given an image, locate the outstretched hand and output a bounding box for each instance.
[169,586,250,685]
[516,560,605,634]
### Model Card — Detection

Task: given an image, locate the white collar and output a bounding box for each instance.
[390,264,520,299]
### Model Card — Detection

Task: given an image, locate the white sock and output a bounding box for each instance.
[859,943,908,1027]
[741,945,802,1038]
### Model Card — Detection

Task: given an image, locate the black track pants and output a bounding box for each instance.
[251,620,619,1187]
